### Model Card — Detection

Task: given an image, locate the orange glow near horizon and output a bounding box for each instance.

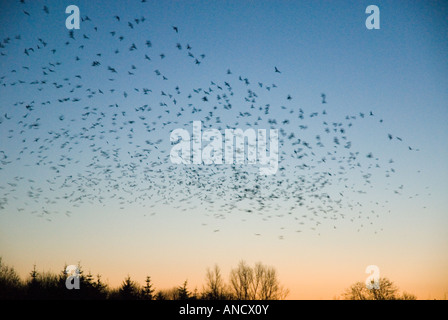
[1,204,447,300]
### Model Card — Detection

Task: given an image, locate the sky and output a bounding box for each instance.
[0,0,447,299]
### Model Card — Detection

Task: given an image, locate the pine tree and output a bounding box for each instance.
[93,274,108,299]
[26,265,41,299]
[118,275,140,300]
[177,280,190,300]
[142,276,155,300]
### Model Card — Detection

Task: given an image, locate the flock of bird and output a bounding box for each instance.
[0,1,421,237]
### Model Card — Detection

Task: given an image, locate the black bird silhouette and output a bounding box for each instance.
[274,66,281,73]
[321,93,326,104]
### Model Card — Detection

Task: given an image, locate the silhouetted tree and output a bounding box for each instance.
[0,257,24,299]
[229,261,288,300]
[155,290,166,300]
[255,262,288,300]
[141,276,155,300]
[77,270,108,299]
[0,258,290,300]
[177,280,190,300]
[230,261,253,299]
[93,274,108,299]
[56,264,69,298]
[399,291,417,300]
[23,265,61,299]
[190,287,199,300]
[26,265,41,299]
[56,263,81,299]
[39,271,59,299]
[117,275,141,300]
[82,271,95,297]
[342,277,416,300]
[202,264,231,300]
[156,287,179,300]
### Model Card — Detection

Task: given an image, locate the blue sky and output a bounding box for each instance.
[0,0,447,299]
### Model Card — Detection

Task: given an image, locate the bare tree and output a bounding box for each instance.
[230,260,253,299]
[255,263,288,300]
[203,264,228,300]
[399,291,417,300]
[229,261,288,300]
[251,262,264,299]
[259,264,288,300]
[342,277,416,300]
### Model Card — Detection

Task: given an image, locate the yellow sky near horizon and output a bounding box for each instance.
[1,202,447,300]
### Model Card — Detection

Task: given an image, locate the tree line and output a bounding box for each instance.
[0,258,289,300]
[0,257,418,300]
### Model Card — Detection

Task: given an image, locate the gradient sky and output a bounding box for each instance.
[1,0,447,299]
